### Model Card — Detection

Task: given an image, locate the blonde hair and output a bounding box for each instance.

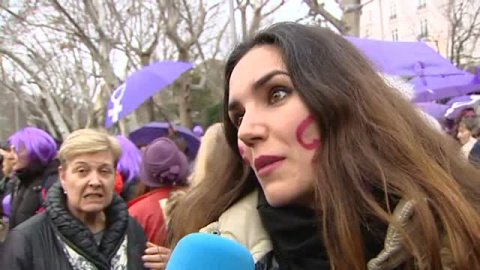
[189,123,236,186]
[58,129,122,166]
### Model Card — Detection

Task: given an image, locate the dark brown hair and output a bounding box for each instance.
[171,23,480,269]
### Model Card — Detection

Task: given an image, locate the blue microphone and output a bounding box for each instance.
[166,233,255,270]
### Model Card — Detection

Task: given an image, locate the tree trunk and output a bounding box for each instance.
[177,50,193,128]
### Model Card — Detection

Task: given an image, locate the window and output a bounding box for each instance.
[392,29,398,41]
[420,19,428,37]
[390,1,397,19]
[365,28,371,37]
[418,0,426,9]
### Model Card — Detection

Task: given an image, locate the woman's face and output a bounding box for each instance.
[457,123,472,145]
[59,151,116,215]
[228,45,321,206]
[0,149,14,176]
[11,144,28,171]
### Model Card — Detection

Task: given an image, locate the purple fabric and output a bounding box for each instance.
[192,125,204,137]
[2,193,11,221]
[410,72,480,102]
[105,60,193,127]
[8,127,57,166]
[345,36,461,76]
[129,121,201,159]
[415,102,449,121]
[140,138,189,187]
[444,95,480,120]
[115,135,141,182]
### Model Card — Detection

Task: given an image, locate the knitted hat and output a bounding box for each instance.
[140,137,189,187]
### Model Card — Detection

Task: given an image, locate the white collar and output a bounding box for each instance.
[461,137,477,157]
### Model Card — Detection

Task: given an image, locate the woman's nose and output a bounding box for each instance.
[237,112,268,148]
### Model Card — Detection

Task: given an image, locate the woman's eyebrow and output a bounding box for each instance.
[252,70,290,91]
[228,70,290,110]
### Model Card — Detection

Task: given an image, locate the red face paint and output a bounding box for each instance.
[295,114,320,150]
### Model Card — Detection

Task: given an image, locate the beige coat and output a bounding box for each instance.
[200,190,453,269]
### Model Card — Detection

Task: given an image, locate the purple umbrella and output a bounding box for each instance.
[410,72,480,102]
[415,102,449,121]
[128,121,201,160]
[105,60,193,128]
[447,94,480,106]
[444,95,480,120]
[346,36,462,76]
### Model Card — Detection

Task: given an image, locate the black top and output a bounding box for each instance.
[256,189,388,270]
[469,141,480,168]
[9,159,59,229]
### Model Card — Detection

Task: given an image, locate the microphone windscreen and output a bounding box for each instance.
[166,233,255,270]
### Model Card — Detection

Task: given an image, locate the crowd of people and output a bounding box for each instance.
[0,22,480,269]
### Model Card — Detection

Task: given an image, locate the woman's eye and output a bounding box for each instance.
[235,115,244,127]
[269,87,290,104]
[230,113,244,128]
[101,169,112,175]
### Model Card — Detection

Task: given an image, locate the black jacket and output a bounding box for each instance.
[121,178,139,202]
[469,141,480,167]
[9,159,59,229]
[0,176,15,219]
[0,182,147,270]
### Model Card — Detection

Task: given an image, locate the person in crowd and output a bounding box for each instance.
[190,123,271,261]
[457,116,480,166]
[116,135,142,201]
[0,143,15,241]
[165,123,242,229]
[447,108,477,139]
[0,143,15,218]
[0,128,147,269]
[169,23,480,269]
[128,137,189,247]
[141,123,246,270]
[8,127,59,229]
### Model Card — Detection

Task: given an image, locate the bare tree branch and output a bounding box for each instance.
[304,0,346,33]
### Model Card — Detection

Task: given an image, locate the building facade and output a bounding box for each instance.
[357,0,479,68]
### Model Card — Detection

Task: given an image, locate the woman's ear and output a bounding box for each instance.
[58,166,67,187]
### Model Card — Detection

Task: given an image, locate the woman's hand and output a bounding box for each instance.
[142,242,171,270]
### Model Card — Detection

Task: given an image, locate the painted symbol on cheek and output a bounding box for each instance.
[296,114,321,150]
[238,146,251,165]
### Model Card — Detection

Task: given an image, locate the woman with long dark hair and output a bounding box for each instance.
[169,23,480,269]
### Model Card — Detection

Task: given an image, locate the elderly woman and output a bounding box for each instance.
[0,129,147,270]
[8,127,59,229]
